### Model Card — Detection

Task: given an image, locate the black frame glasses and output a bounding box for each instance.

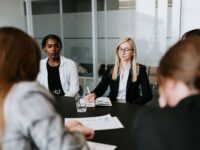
[118,47,133,53]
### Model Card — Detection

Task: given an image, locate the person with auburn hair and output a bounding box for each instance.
[181,28,200,40]
[0,27,94,150]
[86,37,152,104]
[37,34,79,97]
[132,37,200,150]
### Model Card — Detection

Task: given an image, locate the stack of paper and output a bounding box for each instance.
[65,114,124,130]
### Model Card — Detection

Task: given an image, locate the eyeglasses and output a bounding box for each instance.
[118,47,133,53]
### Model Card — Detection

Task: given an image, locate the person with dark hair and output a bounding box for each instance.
[181,28,200,40]
[37,34,79,97]
[0,27,94,150]
[85,37,152,104]
[132,37,200,150]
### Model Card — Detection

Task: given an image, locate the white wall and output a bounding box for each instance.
[181,0,200,34]
[0,0,26,30]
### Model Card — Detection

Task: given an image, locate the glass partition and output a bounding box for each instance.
[22,0,200,89]
[1,0,200,93]
[62,0,94,90]
[96,0,181,69]
[31,0,61,58]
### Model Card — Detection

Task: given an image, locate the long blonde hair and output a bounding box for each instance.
[112,37,139,82]
[0,27,41,138]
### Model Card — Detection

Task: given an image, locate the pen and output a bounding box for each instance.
[86,86,91,95]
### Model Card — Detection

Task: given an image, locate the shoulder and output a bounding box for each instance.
[136,64,147,75]
[7,81,54,105]
[40,57,48,65]
[103,64,114,76]
[60,56,76,66]
[4,82,56,122]
[138,63,146,70]
[176,94,200,113]
[107,64,114,71]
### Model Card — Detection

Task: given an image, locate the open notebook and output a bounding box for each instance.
[86,97,112,107]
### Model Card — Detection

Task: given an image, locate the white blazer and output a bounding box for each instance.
[37,55,79,97]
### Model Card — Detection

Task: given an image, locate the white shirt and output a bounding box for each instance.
[37,55,79,97]
[116,69,129,103]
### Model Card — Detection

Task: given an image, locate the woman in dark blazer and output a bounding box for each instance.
[132,37,200,150]
[86,37,152,104]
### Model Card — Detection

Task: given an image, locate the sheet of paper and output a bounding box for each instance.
[87,141,117,150]
[65,114,124,130]
[112,117,124,128]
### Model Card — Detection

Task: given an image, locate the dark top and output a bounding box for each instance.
[47,62,65,96]
[92,64,153,104]
[132,94,200,150]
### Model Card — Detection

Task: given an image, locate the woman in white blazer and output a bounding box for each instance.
[37,34,79,97]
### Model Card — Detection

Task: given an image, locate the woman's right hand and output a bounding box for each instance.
[66,120,95,140]
[85,93,96,103]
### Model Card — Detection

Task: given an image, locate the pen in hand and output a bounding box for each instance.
[86,86,90,95]
[86,86,94,103]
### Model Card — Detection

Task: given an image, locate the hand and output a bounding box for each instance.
[66,120,83,128]
[66,120,95,140]
[85,93,96,103]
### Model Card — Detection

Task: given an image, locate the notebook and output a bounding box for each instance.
[86,97,112,107]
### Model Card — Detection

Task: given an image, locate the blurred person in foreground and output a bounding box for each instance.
[0,27,94,150]
[132,37,200,150]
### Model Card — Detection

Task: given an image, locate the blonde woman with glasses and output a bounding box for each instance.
[86,37,152,104]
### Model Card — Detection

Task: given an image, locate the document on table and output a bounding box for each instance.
[65,114,124,130]
[87,141,117,150]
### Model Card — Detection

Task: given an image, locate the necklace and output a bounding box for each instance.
[48,60,60,67]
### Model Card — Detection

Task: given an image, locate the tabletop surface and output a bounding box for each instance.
[56,96,143,150]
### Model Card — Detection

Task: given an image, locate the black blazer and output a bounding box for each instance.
[132,94,200,150]
[92,64,153,104]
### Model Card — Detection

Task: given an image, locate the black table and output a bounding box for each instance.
[56,96,143,150]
